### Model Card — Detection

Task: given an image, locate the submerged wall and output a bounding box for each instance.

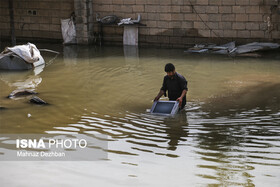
[93,0,280,47]
[0,0,74,42]
[0,0,279,46]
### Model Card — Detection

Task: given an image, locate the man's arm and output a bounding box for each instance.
[176,74,188,106]
[154,90,165,101]
[155,76,167,101]
[176,89,187,106]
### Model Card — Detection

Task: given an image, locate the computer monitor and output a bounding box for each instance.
[150,100,179,115]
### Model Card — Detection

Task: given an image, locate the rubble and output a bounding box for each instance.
[185,42,280,56]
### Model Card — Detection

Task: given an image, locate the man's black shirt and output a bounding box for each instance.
[161,72,188,108]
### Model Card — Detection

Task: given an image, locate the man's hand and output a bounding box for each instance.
[177,90,187,107]
[176,97,183,106]
[154,90,165,102]
[154,96,160,102]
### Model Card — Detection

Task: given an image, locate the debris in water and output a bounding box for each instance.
[185,42,280,56]
[30,96,48,105]
[0,43,45,70]
[8,89,37,98]
[231,42,280,54]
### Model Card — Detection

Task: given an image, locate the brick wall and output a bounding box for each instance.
[93,0,280,47]
[1,0,279,46]
[0,0,74,42]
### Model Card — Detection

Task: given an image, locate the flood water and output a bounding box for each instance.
[0,44,280,186]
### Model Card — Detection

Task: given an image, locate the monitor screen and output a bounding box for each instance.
[153,102,175,114]
[151,101,179,115]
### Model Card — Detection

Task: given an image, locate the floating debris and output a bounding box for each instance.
[185,42,280,56]
[185,42,235,54]
[8,89,37,98]
[0,43,45,70]
[231,42,280,54]
[30,96,48,105]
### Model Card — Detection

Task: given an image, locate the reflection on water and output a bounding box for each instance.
[0,64,44,90]
[0,45,280,186]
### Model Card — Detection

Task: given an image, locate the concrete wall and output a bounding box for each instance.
[93,0,280,47]
[1,0,279,46]
[0,0,74,42]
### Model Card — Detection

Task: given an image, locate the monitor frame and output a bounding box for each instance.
[150,100,180,116]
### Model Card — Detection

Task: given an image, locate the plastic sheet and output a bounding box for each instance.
[61,18,76,44]
[2,43,42,63]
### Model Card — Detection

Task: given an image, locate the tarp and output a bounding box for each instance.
[2,43,42,63]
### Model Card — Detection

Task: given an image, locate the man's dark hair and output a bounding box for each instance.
[165,63,175,72]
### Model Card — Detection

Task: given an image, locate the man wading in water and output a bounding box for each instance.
[154,63,188,110]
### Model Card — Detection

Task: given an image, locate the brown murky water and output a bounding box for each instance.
[0,44,280,186]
